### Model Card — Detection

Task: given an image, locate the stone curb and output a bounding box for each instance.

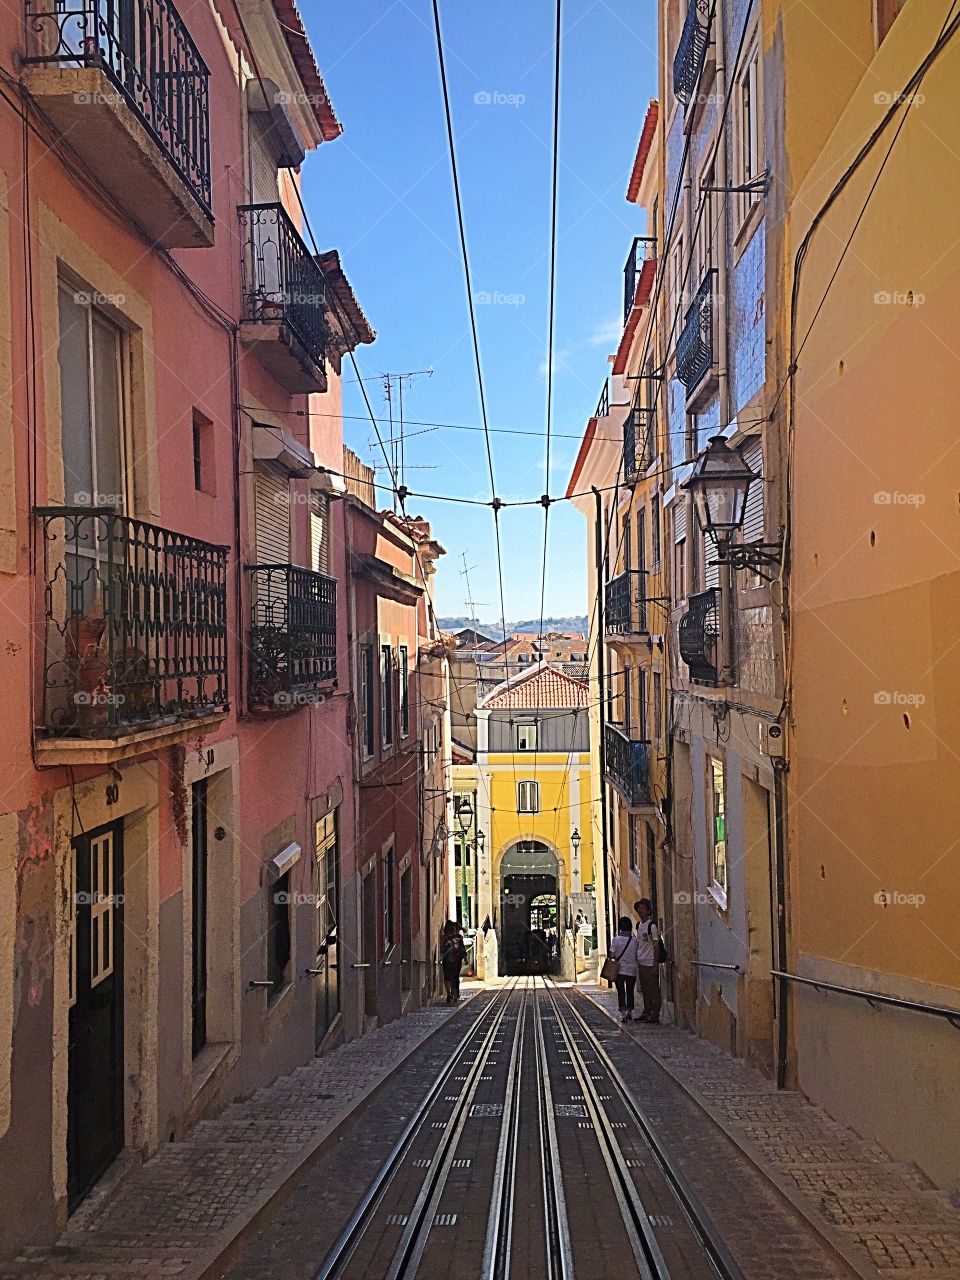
[191,991,484,1280]
[578,986,885,1280]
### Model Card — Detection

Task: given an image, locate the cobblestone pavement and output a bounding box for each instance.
[0,1002,472,1280]
[583,983,960,1280]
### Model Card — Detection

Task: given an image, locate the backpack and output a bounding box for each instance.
[643,920,668,965]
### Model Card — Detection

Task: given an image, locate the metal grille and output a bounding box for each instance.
[24,0,212,213]
[623,401,654,483]
[604,570,648,636]
[248,563,337,710]
[622,235,657,323]
[676,271,715,393]
[37,506,228,737]
[604,724,652,807]
[238,202,329,371]
[679,587,721,685]
[673,0,712,106]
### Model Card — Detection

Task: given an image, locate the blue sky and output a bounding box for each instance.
[302,0,658,623]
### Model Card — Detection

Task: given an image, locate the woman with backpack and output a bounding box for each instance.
[608,916,639,1023]
[440,921,466,1004]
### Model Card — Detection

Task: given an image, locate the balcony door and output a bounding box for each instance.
[68,820,124,1209]
[314,810,340,1047]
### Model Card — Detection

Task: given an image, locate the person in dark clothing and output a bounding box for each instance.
[441,920,466,1003]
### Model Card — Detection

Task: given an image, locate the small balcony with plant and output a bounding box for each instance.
[36,507,229,764]
[604,570,648,641]
[23,0,213,247]
[238,202,330,394]
[247,563,337,713]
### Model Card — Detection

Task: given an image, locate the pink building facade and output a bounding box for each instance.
[0,0,379,1254]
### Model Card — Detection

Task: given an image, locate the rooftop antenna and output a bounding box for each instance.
[380,368,434,509]
[460,554,489,638]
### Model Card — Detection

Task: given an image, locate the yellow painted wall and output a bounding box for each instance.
[486,755,594,893]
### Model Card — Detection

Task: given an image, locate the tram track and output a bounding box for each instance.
[312,977,743,1280]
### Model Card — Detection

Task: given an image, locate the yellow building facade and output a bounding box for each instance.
[473,665,594,976]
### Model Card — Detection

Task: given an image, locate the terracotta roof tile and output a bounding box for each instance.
[272,0,343,141]
[626,101,659,203]
[482,665,589,710]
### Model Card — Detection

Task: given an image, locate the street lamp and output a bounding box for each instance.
[456,795,473,833]
[683,435,781,576]
[571,828,581,857]
[455,796,474,927]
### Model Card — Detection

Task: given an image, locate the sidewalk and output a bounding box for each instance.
[583,983,960,1280]
[1,1003,470,1280]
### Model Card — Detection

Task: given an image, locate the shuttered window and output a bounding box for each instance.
[249,113,280,204]
[740,437,764,544]
[673,500,688,600]
[310,491,330,574]
[703,532,721,591]
[254,462,291,564]
[518,781,540,814]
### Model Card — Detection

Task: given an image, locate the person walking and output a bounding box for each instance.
[609,917,639,1023]
[634,898,662,1024]
[440,920,466,1004]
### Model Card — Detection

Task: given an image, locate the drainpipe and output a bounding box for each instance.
[712,2,737,686]
[592,486,613,944]
[773,760,790,1088]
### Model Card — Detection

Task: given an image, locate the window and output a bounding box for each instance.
[382,845,395,949]
[734,39,761,231]
[518,781,540,814]
[646,823,659,913]
[740,436,765,588]
[398,645,410,737]
[623,667,632,734]
[695,162,715,283]
[628,815,639,872]
[254,460,291,564]
[310,491,330,574]
[192,409,214,495]
[58,281,126,512]
[381,645,394,747]
[675,536,687,599]
[708,756,728,904]
[267,871,292,995]
[671,235,685,321]
[516,722,538,752]
[623,513,632,574]
[651,495,662,565]
[637,667,648,740]
[636,507,647,573]
[653,671,663,742]
[360,645,375,758]
[191,778,209,1057]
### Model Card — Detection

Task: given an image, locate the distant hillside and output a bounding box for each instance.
[438,616,588,638]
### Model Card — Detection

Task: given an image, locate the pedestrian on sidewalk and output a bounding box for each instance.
[610,917,639,1023]
[634,898,662,1024]
[441,921,466,1004]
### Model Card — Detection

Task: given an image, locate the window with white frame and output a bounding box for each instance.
[708,755,728,904]
[380,645,394,748]
[398,645,410,737]
[360,645,375,758]
[517,781,540,814]
[516,721,538,752]
[628,815,640,872]
[734,37,762,232]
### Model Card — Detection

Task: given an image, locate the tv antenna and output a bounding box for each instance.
[381,368,434,509]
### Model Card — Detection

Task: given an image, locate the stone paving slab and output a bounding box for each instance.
[1,1003,471,1280]
[582,983,960,1276]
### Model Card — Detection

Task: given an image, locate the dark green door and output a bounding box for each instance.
[68,820,124,1210]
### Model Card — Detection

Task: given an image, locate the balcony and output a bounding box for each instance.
[623,235,657,324]
[239,202,330,393]
[676,271,715,399]
[604,724,652,808]
[604,570,648,639]
[623,400,653,483]
[673,0,712,108]
[23,0,213,248]
[248,564,337,712]
[36,508,228,764]
[679,587,720,685]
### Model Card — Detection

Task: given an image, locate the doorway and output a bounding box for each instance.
[400,867,412,992]
[361,868,378,1018]
[68,820,124,1210]
[191,779,208,1058]
[314,811,340,1048]
[499,841,560,975]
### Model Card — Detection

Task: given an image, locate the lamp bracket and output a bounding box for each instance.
[713,539,783,581]
[701,170,770,196]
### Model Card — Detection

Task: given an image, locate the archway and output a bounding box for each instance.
[499,840,561,975]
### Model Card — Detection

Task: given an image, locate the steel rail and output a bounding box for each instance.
[541,978,664,1278]
[533,978,575,1280]
[312,980,519,1280]
[482,980,529,1279]
[548,980,744,1280]
[386,979,528,1279]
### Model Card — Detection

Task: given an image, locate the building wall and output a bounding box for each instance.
[781,0,960,1188]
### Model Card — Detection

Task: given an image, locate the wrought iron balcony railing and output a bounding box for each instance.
[239,202,329,373]
[595,379,609,419]
[673,0,712,107]
[248,564,337,711]
[679,587,720,685]
[24,0,212,215]
[604,724,652,807]
[37,507,228,737]
[604,570,648,637]
[623,235,657,324]
[676,270,715,394]
[623,401,654,482]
